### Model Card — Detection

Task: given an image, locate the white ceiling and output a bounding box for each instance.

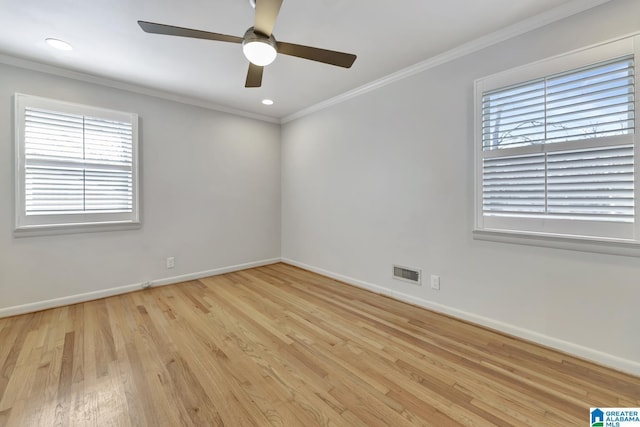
[0,0,608,120]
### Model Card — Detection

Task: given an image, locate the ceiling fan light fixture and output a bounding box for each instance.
[243,41,277,66]
[242,27,277,66]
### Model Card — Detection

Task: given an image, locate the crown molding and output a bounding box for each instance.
[281,0,612,124]
[0,54,280,124]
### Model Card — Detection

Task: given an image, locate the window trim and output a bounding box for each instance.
[473,35,640,255]
[14,94,141,236]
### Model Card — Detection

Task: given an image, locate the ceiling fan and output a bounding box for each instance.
[138,0,357,88]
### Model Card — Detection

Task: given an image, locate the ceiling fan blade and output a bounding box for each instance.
[138,21,243,44]
[276,42,356,68]
[254,0,283,36]
[245,63,264,88]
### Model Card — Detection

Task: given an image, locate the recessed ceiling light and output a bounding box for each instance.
[45,38,73,51]
[262,99,274,106]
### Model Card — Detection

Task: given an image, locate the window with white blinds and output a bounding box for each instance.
[15,94,139,234]
[475,37,640,245]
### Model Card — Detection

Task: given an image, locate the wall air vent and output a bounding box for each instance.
[393,265,421,285]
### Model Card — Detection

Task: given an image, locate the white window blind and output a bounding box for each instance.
[24,108,134,214]
[482,56,635,150]
[480,55,635,228]
[546,146,634,221]
[15,94,139,234]
[474,36,640,249]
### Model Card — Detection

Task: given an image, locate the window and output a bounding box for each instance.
[475,36,640,249]
[14,94,139,235]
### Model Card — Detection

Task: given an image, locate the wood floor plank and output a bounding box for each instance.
[0,263,638,426]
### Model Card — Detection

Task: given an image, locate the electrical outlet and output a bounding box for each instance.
[430,274,440,290]
[166,257,175,269]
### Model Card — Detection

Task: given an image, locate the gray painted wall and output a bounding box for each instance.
[0,64,281,311]
[281,0,640,374]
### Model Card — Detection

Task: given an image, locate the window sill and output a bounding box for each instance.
[473,228,640,258]
[14,221,141,238]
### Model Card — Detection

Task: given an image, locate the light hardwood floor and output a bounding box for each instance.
[0,263,638,426]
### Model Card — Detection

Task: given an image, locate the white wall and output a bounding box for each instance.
[0,63,281,314]
[281,0,640,375]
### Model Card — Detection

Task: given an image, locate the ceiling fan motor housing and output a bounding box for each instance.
[243,27,277,48]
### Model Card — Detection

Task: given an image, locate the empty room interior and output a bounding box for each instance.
[1,0,640,425]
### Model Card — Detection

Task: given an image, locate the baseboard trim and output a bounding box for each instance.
[150,258,281,287]
[0,257,281,318]
[281,257,640,377]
